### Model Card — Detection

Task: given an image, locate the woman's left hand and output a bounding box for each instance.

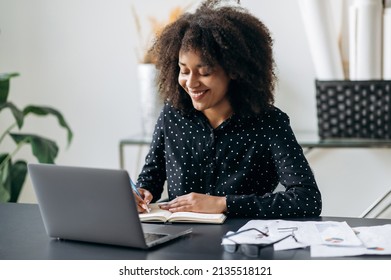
[159,192,227,214]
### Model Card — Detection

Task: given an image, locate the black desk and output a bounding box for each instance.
[1,203,390,260]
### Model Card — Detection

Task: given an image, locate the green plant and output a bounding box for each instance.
[0,72,73,202]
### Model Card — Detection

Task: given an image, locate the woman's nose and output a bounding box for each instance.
[186,73,200,88]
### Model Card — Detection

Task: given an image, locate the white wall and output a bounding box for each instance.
[1,0,390,218]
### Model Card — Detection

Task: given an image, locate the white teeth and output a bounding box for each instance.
[190,90,206,97]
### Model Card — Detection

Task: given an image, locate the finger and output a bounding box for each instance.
[134,193,148,213]
[168,204,192,213]
[137,203,145,213]
[159,202,174,210]
[140,203,149,212]
[167,200,182,209]
[167,199,191,211]
[138,199,152,213]
[144,195,153,205]
[139,189,153,203]
[158,202,169,209]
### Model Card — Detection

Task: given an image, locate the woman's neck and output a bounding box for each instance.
[202,105,233,129]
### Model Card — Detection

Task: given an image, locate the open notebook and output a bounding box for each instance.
[140,203,227,224]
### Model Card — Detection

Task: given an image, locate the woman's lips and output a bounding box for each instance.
[189,90,208,101]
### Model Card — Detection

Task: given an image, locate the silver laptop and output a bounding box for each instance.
[27,163,192,249]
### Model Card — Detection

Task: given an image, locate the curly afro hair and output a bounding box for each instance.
[149,0,276,115]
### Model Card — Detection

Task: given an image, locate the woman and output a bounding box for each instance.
[134,0,322,218]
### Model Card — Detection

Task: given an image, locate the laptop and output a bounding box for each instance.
[27,163,192,249]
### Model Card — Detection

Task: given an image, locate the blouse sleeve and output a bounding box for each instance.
[136,107,167,202]
[226,110,322,218]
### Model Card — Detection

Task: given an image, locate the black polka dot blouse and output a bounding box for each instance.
[137,103,322,218]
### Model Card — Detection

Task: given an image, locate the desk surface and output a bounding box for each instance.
[1,203,391,260]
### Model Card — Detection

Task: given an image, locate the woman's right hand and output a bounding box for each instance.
[134,188,153,213]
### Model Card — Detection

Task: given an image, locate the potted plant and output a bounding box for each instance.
[131,5,189,136]
[0,72,73,202]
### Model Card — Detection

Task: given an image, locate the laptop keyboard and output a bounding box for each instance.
[144,233,168,243]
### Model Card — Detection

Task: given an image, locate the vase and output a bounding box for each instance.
[137,64,163,137]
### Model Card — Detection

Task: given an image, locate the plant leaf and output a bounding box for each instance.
[0,181,11,202]
[10,133,59,163]
[0,153,11,202]
[23,105,73,146]
[0,102,24,128]
[9,160,27,202]
[0,73,19,104]
[0,155,27,202]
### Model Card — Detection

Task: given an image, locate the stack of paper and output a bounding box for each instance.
[298,0,390,81]
[298,0,344,80]
[349,0,382,80]
[222,219,391,258]
[384,0,391,79]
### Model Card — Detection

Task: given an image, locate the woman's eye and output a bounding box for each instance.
[200,67,213,76]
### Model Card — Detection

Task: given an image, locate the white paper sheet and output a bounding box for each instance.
[349,4,358,80]
[298,0,344,80]
[311,244,367,257]
[311,224,391,257]
[383,7,391,79]
[350,0,382,80]
[339,0,350,78]
[223,220,362,250]
[354,224,391,255]
[222,220,391,258]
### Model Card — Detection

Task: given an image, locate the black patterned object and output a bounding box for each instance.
[316,80,391,139]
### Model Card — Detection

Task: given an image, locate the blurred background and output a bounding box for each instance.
[1,0,390,217]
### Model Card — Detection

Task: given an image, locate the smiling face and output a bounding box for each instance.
[178,49,233,126]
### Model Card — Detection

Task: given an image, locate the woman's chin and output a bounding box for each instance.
[191,101,203,111]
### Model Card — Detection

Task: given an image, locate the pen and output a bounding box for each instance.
[130,179,150,213]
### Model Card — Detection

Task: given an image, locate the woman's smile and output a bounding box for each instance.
[188,89,208,101]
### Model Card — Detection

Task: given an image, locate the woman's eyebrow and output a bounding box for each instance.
[178,61,210,68]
